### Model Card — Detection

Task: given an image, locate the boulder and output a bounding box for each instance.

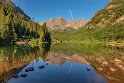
[117,65,124,71]
[114,59,122,64]
[108,68,117,72]
[101,61,108,66]
[97,68,103,71]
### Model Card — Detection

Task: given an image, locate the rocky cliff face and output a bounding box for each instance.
[40,17,88,31]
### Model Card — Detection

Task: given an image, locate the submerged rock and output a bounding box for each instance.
[25,67,34,72]
[20,74,27,78]
[87,67,90,71]
[46,63,48,65]
[39,65,45,69]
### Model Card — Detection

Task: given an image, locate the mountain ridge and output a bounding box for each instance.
[40,17,88,31]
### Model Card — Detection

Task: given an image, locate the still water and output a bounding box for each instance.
[8,60,106,83]
[0,43,124,83]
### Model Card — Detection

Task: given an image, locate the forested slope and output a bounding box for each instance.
[0,0,43,43]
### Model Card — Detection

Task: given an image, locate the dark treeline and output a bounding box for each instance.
[41,23,51,43]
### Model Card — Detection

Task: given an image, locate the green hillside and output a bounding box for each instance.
[86,0,124,28]
[51,0,124,44]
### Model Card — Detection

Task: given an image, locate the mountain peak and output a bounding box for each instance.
[56,16,65,21]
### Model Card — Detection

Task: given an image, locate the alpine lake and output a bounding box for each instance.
[0,43,124,83]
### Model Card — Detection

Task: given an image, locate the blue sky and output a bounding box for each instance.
[12,0,109,22]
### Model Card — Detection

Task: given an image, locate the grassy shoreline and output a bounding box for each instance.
[51,22,124,47]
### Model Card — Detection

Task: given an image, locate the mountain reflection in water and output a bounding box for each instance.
[8,59,106,83]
